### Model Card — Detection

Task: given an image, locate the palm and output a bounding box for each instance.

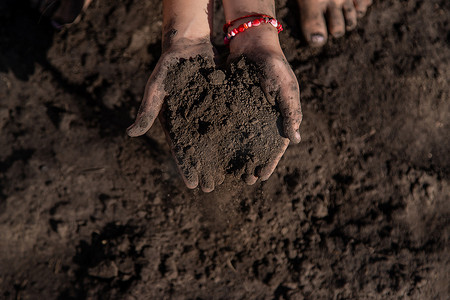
[227,49,302,182]
[127,41,218,191]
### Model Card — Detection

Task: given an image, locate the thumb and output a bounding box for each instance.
[259,59,302,144]
[127,69,166,137]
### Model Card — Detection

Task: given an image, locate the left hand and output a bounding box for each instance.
[228,23,302,183]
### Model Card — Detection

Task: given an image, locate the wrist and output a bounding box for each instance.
[228,21,282,55]
[162,0,212,50]
[162,23,210,51]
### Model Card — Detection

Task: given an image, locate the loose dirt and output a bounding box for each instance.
[164,55,285,182]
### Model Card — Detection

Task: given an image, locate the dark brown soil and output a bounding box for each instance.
[164,55,285,181]
[0,0,449,299]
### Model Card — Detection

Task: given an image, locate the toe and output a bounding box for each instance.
[327,3,346,38]
[354,0,372,18]
[343,0,357,31]
[298,0,328,47]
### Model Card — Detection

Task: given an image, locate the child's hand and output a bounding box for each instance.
[227,24,302,182]
[128,0,222,191]
[127,39,217,191]
[127,40,214,138]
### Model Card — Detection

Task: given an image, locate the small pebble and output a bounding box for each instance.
[208,70,226,85]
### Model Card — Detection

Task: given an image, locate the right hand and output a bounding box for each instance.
[127,39,218,192]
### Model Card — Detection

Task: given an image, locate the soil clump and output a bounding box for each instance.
[164,56,286,180]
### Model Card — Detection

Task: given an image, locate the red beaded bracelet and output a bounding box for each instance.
[223,14,283,46]
[223,14,272,33]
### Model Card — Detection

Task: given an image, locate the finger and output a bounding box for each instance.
[299,0,328,47]
[200,172,215,193]
[173,154,199,189]
[277,76,302,144]
[161,120,199,190]
[343,0,357,31]
[127,87,164,137]
[257,139,289,181]
[242,173,258,185]
[353,0,372,18]
[216,170,226,186]
[260,70,302,144]
[327,2,345,38]
[127,68,166,137]
[242,160,258,185]
[180,166,199,190]
[171,148,199,189]
[52,0,85,24]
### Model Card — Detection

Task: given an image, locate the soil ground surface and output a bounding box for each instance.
[0,0,449,299]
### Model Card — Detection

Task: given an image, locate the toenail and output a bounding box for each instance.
[310,34,325,44]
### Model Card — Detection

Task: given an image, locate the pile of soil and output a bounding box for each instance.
[164,56,285,181]
[0,0,448,299]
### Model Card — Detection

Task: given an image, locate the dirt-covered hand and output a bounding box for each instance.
[127,40,219,192]
[252,51,302,144]
[227,27,302,183]
[127,41,214,137]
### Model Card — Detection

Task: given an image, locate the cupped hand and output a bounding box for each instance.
[127,39,219,192]
[228,25,302,183]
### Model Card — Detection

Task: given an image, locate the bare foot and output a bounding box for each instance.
[297,0,373,47]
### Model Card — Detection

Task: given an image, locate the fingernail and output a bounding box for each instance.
[310,34,324,44]
[242,174,258,185]
[126,124,136,136]
[333,31,345,38]
[295,130,301,143]
[346,20,355,29]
